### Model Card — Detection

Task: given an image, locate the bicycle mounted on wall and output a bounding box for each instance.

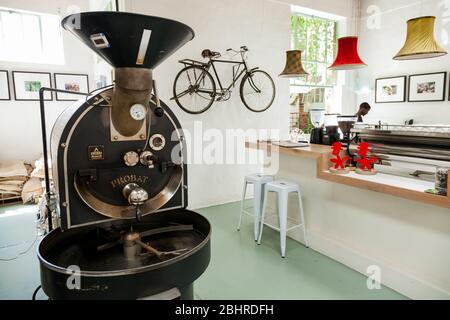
[172,46,276,114]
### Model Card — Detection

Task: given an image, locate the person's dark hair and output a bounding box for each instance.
[359,102,371,110]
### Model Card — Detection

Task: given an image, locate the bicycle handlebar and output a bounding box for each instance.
[227,46,248,53]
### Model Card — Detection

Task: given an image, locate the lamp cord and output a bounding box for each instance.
[350,0,357,36]
[352,0,361,36]
[357,0,361,36]
[353,0,356,36]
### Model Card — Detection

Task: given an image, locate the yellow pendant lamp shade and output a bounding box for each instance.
[279,50,309,77]
[394,16,447,60]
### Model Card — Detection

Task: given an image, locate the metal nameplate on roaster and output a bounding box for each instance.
[88,145,105,161]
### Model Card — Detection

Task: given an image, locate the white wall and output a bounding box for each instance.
[124,0,290,209]
[124,0,355,208]
[357,0,450,124]
[0,0,95,162]
[0,0,355,209]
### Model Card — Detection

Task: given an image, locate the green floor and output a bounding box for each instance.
[0,202,407,300]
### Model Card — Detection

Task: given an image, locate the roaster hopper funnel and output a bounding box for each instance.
[62,11,195,69]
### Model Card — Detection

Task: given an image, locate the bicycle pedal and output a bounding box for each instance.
[216,91,231,102]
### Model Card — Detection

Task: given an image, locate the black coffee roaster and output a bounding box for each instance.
[37,12,211,300]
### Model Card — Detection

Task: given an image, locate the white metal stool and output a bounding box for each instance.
[237,174,274,241]
[258,180,309,258]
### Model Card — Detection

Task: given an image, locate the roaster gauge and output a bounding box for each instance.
[130,104,147,121]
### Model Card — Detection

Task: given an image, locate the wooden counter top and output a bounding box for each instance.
[246,141,330,159]
[246,141,450,209]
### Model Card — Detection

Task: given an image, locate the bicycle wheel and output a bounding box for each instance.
[240,70,276,113]
[173,66,216,114]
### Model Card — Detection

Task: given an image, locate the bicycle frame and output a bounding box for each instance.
[176,51,262,99]
[173,48,276,113]
[208,59,247,94]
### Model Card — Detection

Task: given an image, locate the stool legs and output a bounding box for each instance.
[253,183,263,241]
[297,191,309,248]
[278,191,288,258]
[257,188,269,245]
[237,181,248,231]
[257,185,309,258]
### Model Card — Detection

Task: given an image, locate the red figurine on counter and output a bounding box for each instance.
[330,142,349,169]
[355,142,378,175]
[329,142,350,174]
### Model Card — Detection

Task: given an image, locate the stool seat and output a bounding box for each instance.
[238,174,274,241]
[265,180,299,192]
[258,179,309,258]
[245,174,273,184]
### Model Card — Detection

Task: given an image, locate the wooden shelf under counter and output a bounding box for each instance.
[246,141,450,209]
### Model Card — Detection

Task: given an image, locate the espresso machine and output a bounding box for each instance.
[351,123,450,182]
[309,109,325,144]
[37,11,211,300]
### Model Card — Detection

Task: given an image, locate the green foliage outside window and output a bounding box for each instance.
[291,13,337,88]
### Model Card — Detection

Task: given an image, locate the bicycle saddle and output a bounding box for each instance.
[201,49,221,59]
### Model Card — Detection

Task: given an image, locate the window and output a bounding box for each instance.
[290,11,337,88]
[0,7,64,64]
[90,0,119,12]
[289,8,341,132]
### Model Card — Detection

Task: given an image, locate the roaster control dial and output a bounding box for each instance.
[129,104,147,121]
[140,151,156,168]
[123,151,140,167]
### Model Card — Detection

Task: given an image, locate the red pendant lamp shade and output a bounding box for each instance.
[329,36,367,70]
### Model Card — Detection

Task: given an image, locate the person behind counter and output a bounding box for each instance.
[356,102,371,122]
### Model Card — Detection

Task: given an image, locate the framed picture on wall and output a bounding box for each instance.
[375,76,407,103]
[0,71,10,100]
[448,72,450,101]
[12,71,52,101]
[408,72,446,102]
[54,73,90,101]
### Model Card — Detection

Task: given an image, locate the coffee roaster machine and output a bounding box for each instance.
[36,12,211,300]
[351,123,450,180]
